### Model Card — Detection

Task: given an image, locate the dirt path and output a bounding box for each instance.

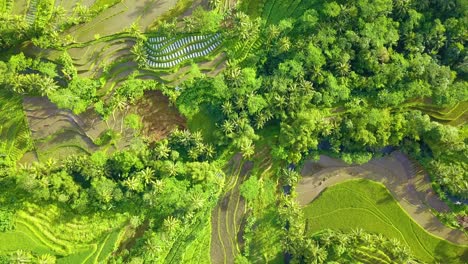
[297,151,468,245]
[210,154,253,264]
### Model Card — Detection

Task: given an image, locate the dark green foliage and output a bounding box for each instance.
[0,209,15,232]
[177,0,467,168]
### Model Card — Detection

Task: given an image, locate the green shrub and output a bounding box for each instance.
[0,209,15,232]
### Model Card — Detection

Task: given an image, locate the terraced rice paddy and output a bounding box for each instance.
[303,179,468,263]
[413,101,468,126]
[145,33,223,69]
[0,203,127,263]
[25,0,38,24]
[210,154,254,264]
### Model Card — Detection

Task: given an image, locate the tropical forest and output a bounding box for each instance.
[0,0,467,263]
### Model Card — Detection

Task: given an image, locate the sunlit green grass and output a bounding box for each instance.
[303,179,468,263]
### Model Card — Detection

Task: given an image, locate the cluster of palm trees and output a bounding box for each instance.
[9,250,56,264]
[11,74,58,96]
[167,129,216,161]
[312,229,420,263]
[284,227,420,264]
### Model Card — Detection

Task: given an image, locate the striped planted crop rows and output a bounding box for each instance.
[0,202,127,263]
[145,33,222,69]
[25,0,38,24]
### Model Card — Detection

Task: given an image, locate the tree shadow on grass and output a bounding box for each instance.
[376,194,394,205]
[434,240,468,264]
[128,0,164,18]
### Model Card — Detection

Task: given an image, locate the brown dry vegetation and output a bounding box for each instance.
[131,90,186,141]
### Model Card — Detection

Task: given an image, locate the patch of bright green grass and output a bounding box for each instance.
[303,179,468,263]
[180,219,211,264]
[57,245,96,264]
[0,225,55,255]
[95,229,122,263]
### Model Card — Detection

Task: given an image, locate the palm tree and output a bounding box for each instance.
[255,112,267,129]
[127,22,145,40]
[139,167,155,186]
[123,177,143,192]
[155,142,170,159]
[152,179,164,193]
[334,61,351,76]
[267,24,281,40]
[188,148,200,161]
[335,232,350,247]
[274,94,287,109]
[222,101,234,116]
[192,131,203,143]
[183,17,195,32]
[166,161,178,177]
[222,119,235,135]
[179,130,192,146]
[350,228,364,242]
[279,36,291,53]
[10,250,32,264]
[235,116,249,130]
[131,41,147,68]
[163,216,180,234]
[392,0,410,17]
[282,168,300,185]
[240,139,254,159]
[37,254,56,264]
[194,141,205,155]
[205,145,215,159]
[190,192,205,210]
[209,0,221,9]
[303,239,327,264]
[225,66,242,87]
[235,97,245,111]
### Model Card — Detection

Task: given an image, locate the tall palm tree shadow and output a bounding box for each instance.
[127,0,165,18]
[434,240,468,263]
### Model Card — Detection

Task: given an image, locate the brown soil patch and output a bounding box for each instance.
[23,96,131,161]
[297,151,468,245]
[131,90,186,141]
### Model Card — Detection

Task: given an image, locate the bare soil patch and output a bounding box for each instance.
[131,90,186,141]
